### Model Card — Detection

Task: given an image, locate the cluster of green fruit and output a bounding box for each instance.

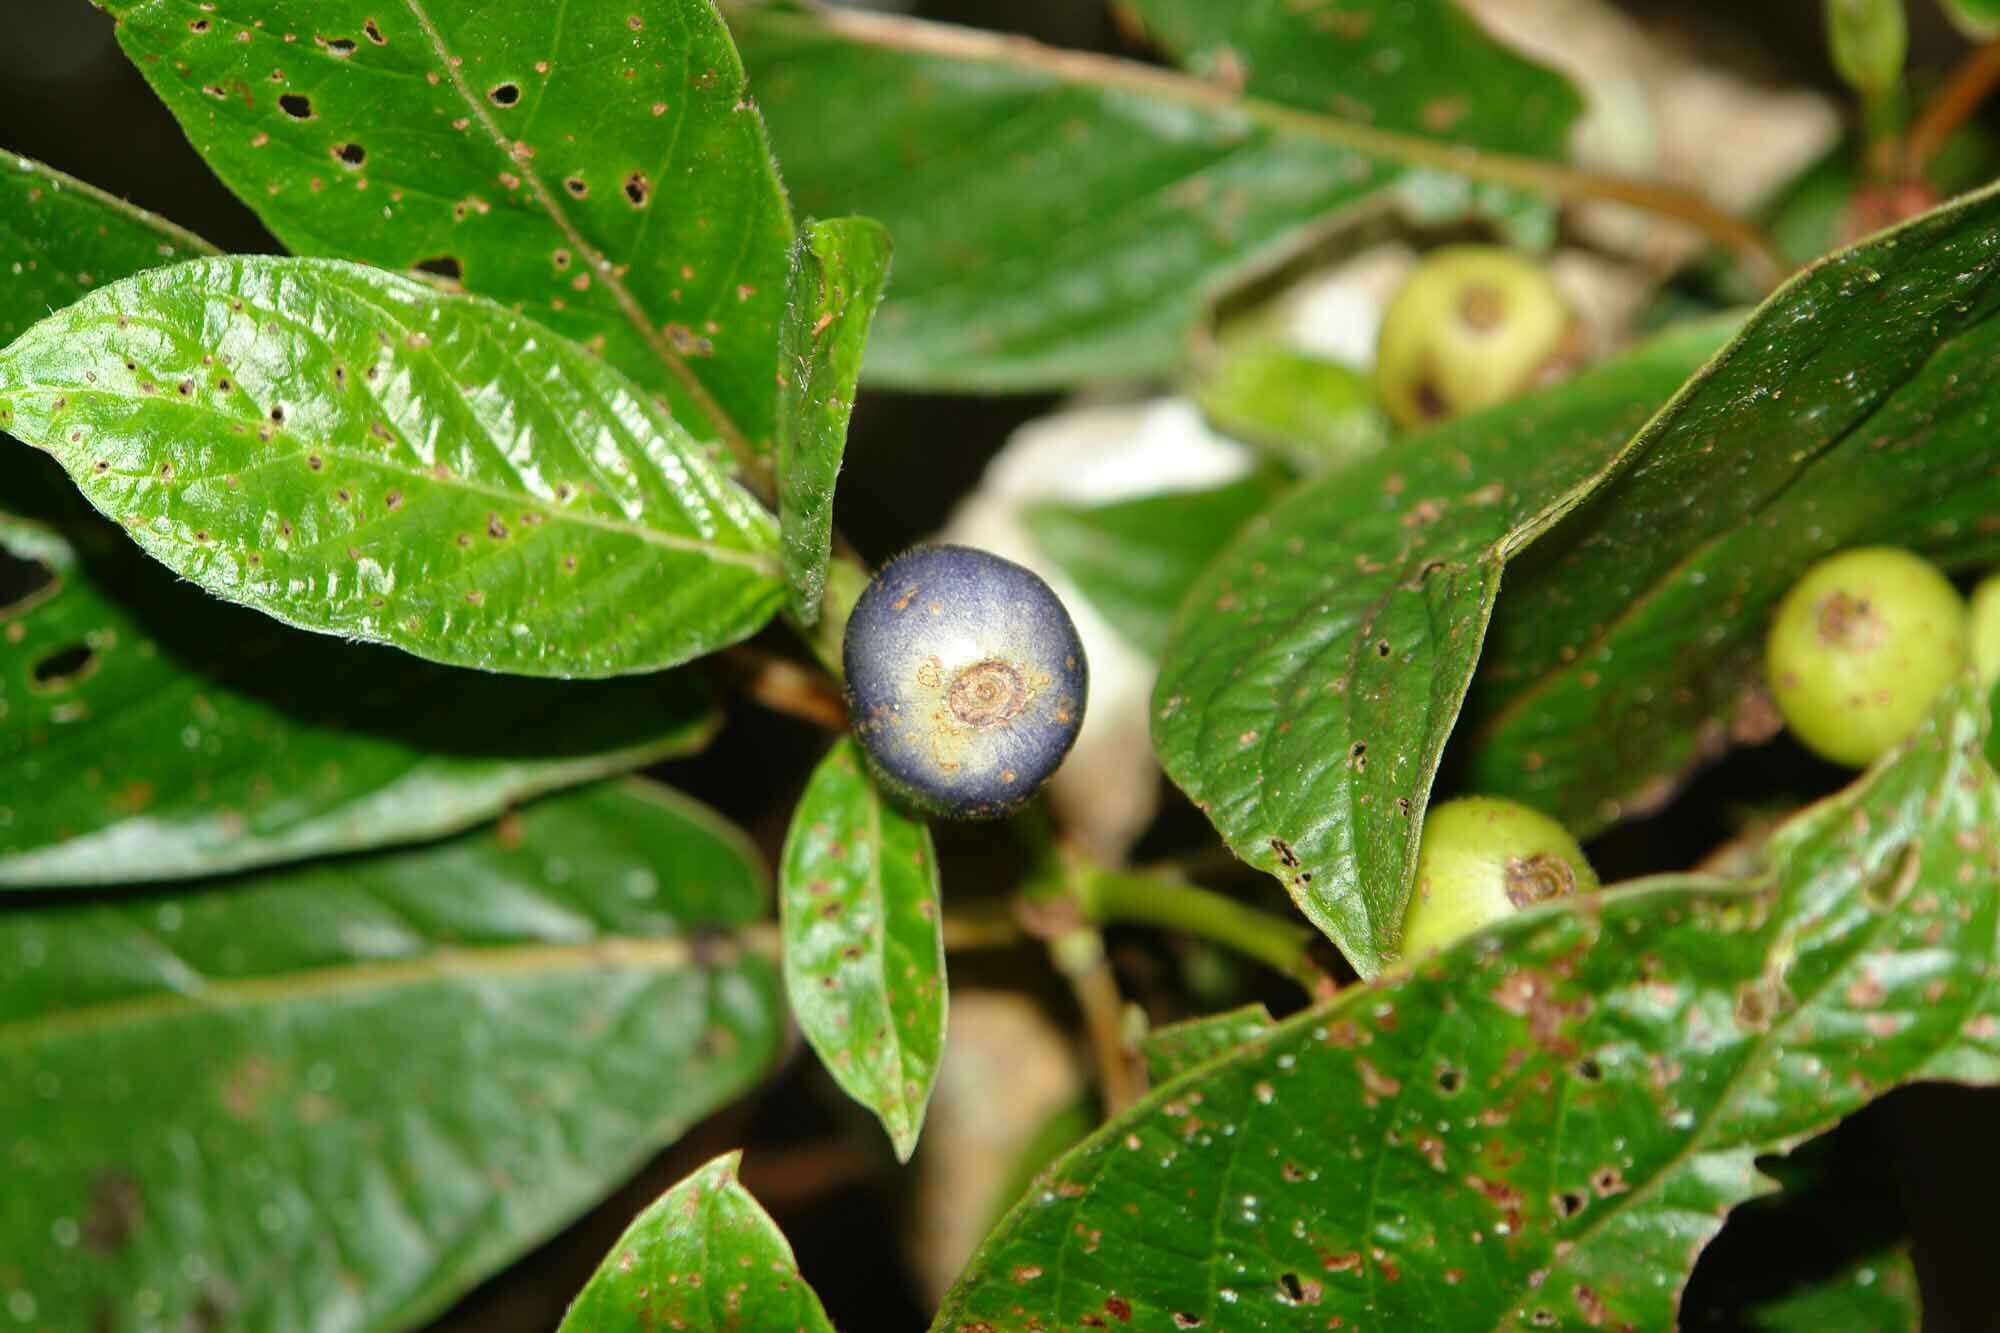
[1400,545,2000,964]
[1372,251,2000,965]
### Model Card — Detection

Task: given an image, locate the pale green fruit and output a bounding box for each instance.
[1399,796,1598,960]
[1373,246,1575,429]
[1970,570,2000,689]
[1765,546,1968,768]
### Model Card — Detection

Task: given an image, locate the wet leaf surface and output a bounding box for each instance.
[777,216,891,623]
[730,3,1577,390]
[1152,323,1729,975]
[937,686,2000,1331]
[780,737,946,1161]
[101,0,793,452]
[557,1151,835,1333]
[0,452,718,886]
[1025,471,1285,660]
[0,779,783,1333]
[0,256,785,678]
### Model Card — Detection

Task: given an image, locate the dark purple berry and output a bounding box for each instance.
[843,545,1088,820]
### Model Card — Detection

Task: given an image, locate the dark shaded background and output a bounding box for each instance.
[4,0,1998,1328]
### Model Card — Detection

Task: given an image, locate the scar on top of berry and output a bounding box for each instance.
[1398,796,1598,961]
[1764,546,1967,769]
[842,544,1088,820]
[1373,245,1580,430]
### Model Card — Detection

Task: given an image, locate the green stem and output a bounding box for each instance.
[787,553,871,682]
[1076,868,1324,992]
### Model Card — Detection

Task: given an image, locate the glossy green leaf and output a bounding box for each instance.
[1139,1003,1273,1084]
[1744,1245,1920,1332]
[780,737,945,1161]
[0,779,784,1333]
[0,256,786,678]
[1152,322,1730,975]
[558,1151,834,1333]
[101,0,793,454]
[937,686,2000,1330]
[777,215,891,623]
[0,460,718,886]
[1025,471,1285,660]
[1465,183,2000,837]
[730,3,1579,391]
[0,154,215,348]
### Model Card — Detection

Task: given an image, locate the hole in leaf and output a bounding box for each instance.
[278,92,314,119]
[622,170,649,207]
[1277,1272,1306,1303]
[324,35,357,56]
[563,175,587,198]
[331,141,366,168]
[1435,1066,1463,1095]
[414,255,463,282]
[1575,1056,1602,1081]
[1173,1316,1202,1330]
[0,551,58,617]
[269,404,285,424]
[488,81,520,106]
[31,642,95,692]
[364,17,385,43]
[1555,1190,1587,1219]
[188,18,210,32]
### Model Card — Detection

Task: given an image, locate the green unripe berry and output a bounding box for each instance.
[1399,796,1598,960]
[1969,570,2000,689]
[1765,546,1968,768]
[1373,246,1576,430]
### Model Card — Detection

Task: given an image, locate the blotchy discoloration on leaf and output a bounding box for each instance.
[0,780,784,1333]
[939,686,2000,1331]
[557,1151,836,1333]
[0,256,785,677]
[780,737,947,1161]
[100,0,793,455]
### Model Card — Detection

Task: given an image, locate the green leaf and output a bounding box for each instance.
[780,737,946,1161]
[1942,0,2000,39]
[1139,1003,1273,1084]
[558,1151,835,1333]
[0,256,786,678]
[1115,0,1578,236]
[0,779,784,1333]
[777,216,891,623]
[1152,321,1730,975]
[1465,183,2000,838]
[1744,1245,1920,1332]
[0,154,216,348]
[1025,471,1285,660]
[100,0,793,455]
[0,461,718,886]
[937,686,2000,1330]
[729,4,1579,391]
[1192,338,1389,475]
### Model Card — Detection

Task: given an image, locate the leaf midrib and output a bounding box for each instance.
[397,0,752,459]
[2,933,761,1047]
[8,385,779,575]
